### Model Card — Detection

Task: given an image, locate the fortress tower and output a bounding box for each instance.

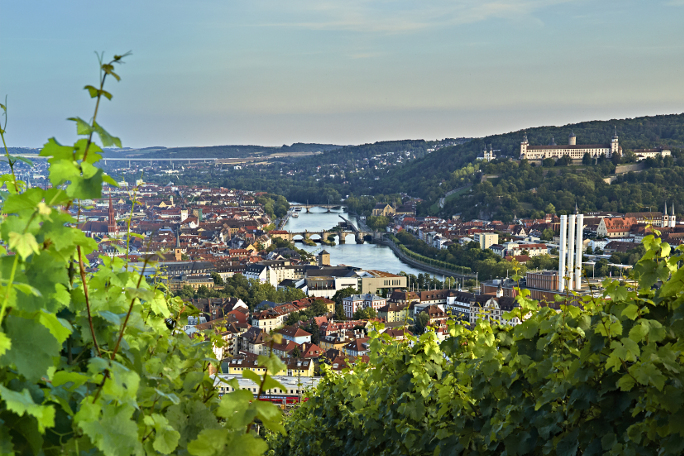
[569,131,576,146]
[520,132,529,157]
[611,127,620,157]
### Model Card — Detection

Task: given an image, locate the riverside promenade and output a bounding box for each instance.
[374,235,476,280]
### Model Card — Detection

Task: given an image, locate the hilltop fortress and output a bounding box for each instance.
[519,130,621,160]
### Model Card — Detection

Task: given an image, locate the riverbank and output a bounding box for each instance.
[376,235,476,279]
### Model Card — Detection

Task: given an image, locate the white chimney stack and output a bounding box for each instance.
[575,214,584,290]
[558,215,567,292]
[567,215,576,290]
[557,213,584,292]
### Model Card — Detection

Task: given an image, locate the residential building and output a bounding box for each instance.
[342,294,387,319]
[277,326,312,345]
[343,337,370,357]
[597,217,637,238]
[474,232,499,250]
[378,302,410,323]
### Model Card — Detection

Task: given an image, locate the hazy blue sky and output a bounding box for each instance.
[2,0,683,148]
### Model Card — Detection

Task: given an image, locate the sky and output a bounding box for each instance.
[1,0,684,148]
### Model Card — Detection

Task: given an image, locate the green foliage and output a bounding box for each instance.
[412,311,429,334]
[352,307,377,320]
[274,235,684,455]
[255,193,289,219]
[365,215,390,231]
[540,227,555,241]
[284,300,328,327]
[0,55,280,455]
[332,287,358,320]
[181,273,305,310]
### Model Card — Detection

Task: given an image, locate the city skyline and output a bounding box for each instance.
[1,0,683,148]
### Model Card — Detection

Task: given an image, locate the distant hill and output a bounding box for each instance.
[101,143,341,159]
[374,113,684,201]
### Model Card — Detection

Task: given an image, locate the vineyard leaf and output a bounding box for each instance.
[0,331,10,357]
[8,232,39,260]
[1,314,60,382]
[187,428,229,456]
[0,385,55,432]
[79,403,141,456]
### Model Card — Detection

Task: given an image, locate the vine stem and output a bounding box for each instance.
[77,245,101,357]
[0,129,19,194]
[81,65,106,163]
[111,257,150,360]
[92,258,151,403]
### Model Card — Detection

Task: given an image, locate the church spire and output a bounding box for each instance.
[108,190,116,234]
[665,201,669,216]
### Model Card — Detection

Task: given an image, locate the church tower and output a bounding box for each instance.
[663,202,669,228]
[610,127,620,158]
[107,192,117,235]
[520,132,529,158]
[174,227,183,261]
[671,203,676,228]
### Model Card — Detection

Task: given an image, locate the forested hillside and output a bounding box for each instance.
[440,156,684,221]
[102,142,341,159]
[375,113,684,204]
[139,113,684,219]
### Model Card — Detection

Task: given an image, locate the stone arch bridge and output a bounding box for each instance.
[278,229,373,245]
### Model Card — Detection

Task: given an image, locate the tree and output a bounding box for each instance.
[555,154,572,166]
[540,227,555,241]
[285,312,300,326]
[582,152,592,165]
[211,271,225,286]
[366,215,390,231]
[305,322,320,345]
[544,203,556,214]
[353,307,377,320]
[311,299,329,316]
[333,287,358,307]
[413,311,429,334]
[178,285,196,300]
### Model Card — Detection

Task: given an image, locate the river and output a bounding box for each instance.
[283,206,439,278]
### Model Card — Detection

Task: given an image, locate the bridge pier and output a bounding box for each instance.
[339,234,345,244]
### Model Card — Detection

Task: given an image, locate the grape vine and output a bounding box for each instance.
[274,236,684,455]
[0,54,284,456]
